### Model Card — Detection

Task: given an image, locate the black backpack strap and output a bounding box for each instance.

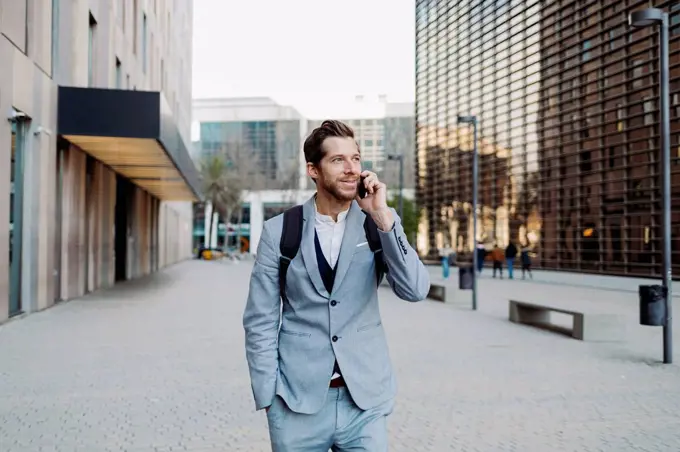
[363,214,388,285]
[279,205,304,303]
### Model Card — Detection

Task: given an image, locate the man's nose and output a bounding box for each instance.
[344,161,359,173]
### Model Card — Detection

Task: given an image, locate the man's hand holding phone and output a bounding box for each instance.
[356,171,394,231]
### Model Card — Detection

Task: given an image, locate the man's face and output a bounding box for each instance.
[307,136,362,202]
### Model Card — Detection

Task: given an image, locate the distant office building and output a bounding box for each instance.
[193,97,307,190]
[191,97,308,251]
[415,0,680,277]
[1,1,199,323]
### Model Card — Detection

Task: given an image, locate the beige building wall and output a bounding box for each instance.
[0,0,196,323]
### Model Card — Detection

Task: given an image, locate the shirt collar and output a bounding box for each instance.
[314,197,349,224]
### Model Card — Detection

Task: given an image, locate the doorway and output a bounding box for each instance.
[84,155,95,291]
[114,174,131,282]
[53,139,67,302]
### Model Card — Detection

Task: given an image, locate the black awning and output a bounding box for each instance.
[57,86,201,201]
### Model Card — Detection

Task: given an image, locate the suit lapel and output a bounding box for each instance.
[331,201,364,296]
[300,196,329,298]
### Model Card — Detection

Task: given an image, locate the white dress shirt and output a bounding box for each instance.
[314,201,348,268]
[314,200,349,379]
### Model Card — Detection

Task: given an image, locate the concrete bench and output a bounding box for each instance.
[508,299,625,341]
[427,284,446,302]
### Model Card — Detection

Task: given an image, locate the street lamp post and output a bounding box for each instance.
[630,8,673,364]
[387,153,404,221]
[458,115,478,311]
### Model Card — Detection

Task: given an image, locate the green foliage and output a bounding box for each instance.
[387,195,419,245]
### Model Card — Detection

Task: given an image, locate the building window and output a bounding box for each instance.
[9,110,29,317]
[88,13,97,87]
[672,4,680,36]
[133,0,138,55]
[4,0,29,53]
[149,32,154,86]
[582,40,591,62]
[580,151,592,172]
[643,97,654,125]
[616,104,625,132]
[608,27,622,50]
[142,13,147,73]
[51,0,60,77]
[115,57,122,88]
[631,60,643,89]
[119,0,125,30]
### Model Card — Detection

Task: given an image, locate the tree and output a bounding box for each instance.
[387,195,419,245]
[218,142,265,254]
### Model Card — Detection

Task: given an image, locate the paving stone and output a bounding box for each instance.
[0,260,678,451]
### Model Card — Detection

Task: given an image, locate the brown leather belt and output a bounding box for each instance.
[329,375,346,388]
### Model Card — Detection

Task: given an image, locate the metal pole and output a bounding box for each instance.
[472,119,478,311]
[659,13,672,364]
[398,156,404,221]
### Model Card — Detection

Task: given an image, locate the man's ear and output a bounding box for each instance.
[307,162,319,180]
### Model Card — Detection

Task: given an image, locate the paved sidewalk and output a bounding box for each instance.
[0,260,679,451]
[434,262,680,297]
[427,265,680,360]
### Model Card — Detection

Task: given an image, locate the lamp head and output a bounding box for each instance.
[629,8,664,27]
[457,115,476,124]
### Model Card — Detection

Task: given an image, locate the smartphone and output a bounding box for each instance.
[358,176,368,199]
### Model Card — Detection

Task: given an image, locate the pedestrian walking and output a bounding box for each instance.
[505,242,518,279]
[475,241,486,274]
[491,245,504,279]
[242,120,431,451]
[521,246,533,279]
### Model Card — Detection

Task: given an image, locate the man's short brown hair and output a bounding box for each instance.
[303,120,359,166]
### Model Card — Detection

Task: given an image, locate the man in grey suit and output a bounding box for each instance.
[243,120,430,451]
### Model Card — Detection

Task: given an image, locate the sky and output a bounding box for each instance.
[191,0,415,118]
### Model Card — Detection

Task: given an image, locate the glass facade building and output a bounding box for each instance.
[415,0,680,277]
[198,120,301,190]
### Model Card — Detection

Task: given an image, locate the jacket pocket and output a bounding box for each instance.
[357,321,382,332]
[279,328,311,338]
[352,248,375,262]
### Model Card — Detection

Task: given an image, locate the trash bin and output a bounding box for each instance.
[639,284,667,326]
[459,265,474,290]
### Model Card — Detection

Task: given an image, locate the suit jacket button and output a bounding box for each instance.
[330,300,337,307]
[332,335,338,342]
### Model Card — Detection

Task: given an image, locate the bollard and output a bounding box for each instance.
[441,256,450,279]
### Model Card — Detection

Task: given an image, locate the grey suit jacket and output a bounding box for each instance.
[242,195,430,414]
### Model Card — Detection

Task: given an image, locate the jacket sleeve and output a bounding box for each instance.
[377,208,430,301]
[242,222,281,410]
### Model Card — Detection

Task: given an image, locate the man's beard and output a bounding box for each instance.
[321,177,357,202]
